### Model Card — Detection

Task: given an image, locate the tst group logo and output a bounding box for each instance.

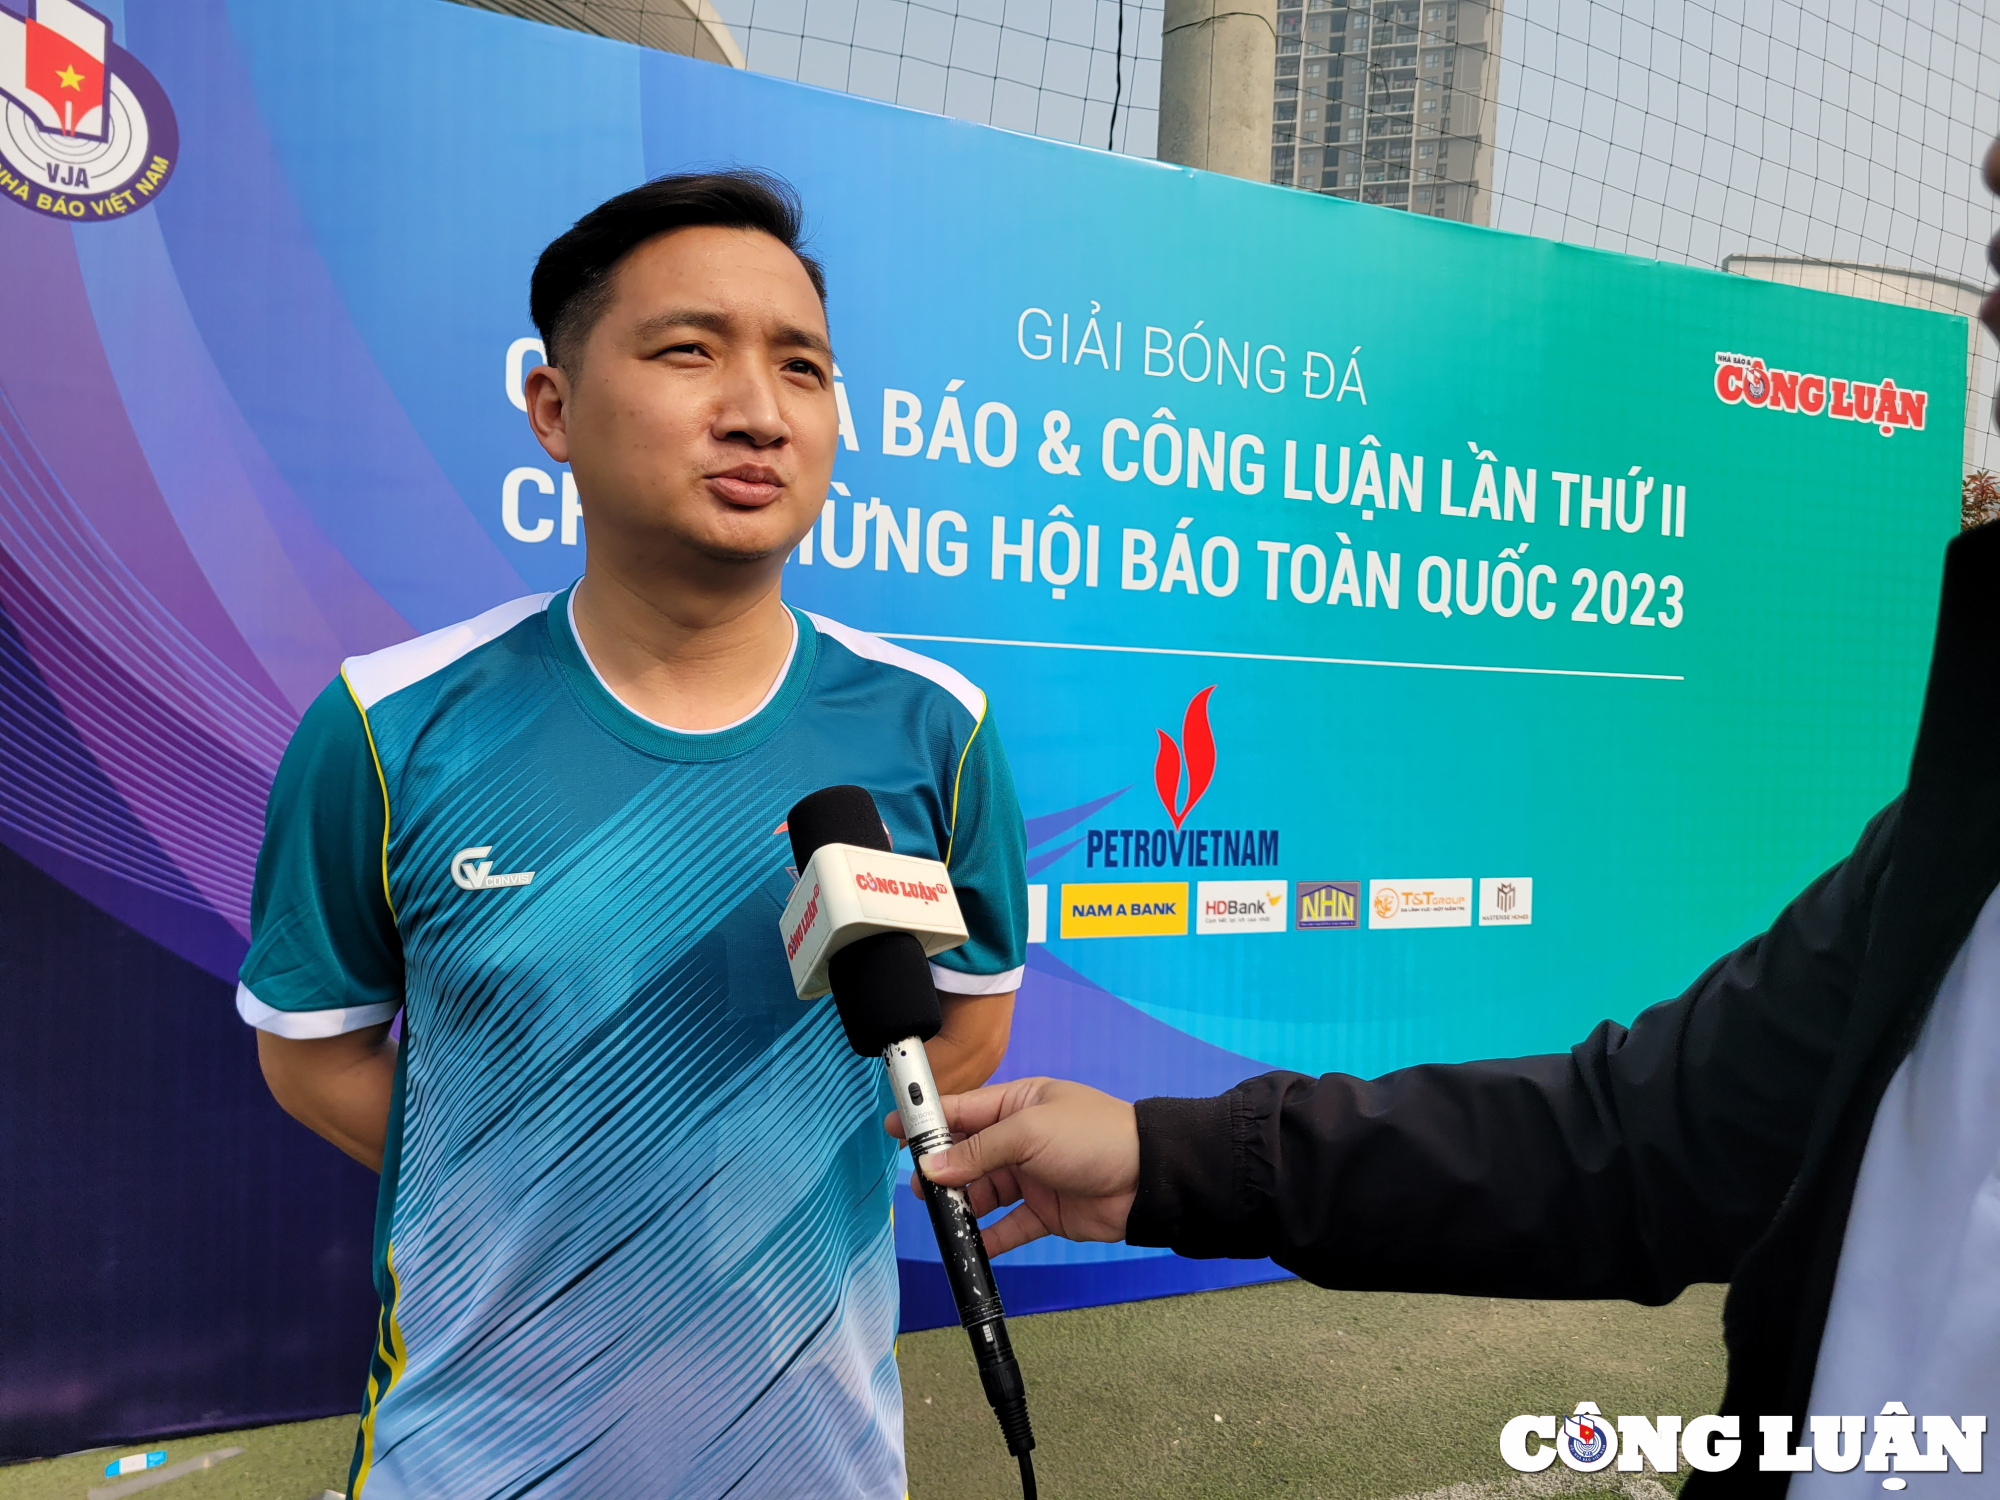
[0,0,177,221]
[1369,878,1472,929]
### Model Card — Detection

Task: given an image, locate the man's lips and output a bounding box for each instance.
[706,466,786,507]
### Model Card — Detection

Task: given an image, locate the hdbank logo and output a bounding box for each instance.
[1060,882,1187,939]
[0,0,178,221]
[1195,880,1287,935]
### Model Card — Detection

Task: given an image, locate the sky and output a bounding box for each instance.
[705,0,1166,156]
[708,0,2000,471]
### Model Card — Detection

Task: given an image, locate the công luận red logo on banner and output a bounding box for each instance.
[1714,351,1927,438]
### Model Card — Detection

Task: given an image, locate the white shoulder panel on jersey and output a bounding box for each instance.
[931,962,1025,995]
[343,593,555,711]
[805,611,986,720]
[236,981,400,1038]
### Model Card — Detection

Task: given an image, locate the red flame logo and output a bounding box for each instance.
[1153,686,1217,831]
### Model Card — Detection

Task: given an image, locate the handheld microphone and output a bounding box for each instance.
[780,786,1038,1498]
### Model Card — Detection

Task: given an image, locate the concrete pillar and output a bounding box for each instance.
[1157,0,1278,181]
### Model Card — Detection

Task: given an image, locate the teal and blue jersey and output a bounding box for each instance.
[235,585,1027,1500]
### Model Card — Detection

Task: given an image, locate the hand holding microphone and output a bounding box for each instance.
[780,785,1040,1497]
[890,1078,1140,1258]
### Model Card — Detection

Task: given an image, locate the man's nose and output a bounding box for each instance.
[715,360,789,448]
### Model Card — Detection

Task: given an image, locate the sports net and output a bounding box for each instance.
[706,0,1166,155]
[461,0,1999,472]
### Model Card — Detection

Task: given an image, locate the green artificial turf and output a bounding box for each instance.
[0,1416,353,1500]
[0,1282,1726,1500]
[900,1280,1726,1500]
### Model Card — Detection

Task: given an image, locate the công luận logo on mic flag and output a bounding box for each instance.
[0,0,177,221]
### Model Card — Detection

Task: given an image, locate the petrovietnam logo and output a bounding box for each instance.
[1154,685,1217,831]
[0,0,178,222]
[1084,684,1280,873]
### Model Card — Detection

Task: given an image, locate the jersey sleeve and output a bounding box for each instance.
[235,675,404,1037]
[932,705,1028,994]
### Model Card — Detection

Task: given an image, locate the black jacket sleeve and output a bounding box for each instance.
[1125,800,1901,1305]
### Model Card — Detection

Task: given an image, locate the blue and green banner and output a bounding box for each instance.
[0,0,1962,1450]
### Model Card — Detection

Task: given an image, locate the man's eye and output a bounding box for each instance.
[787,360,826,382]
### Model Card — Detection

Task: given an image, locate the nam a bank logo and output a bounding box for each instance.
[0,0,177,221]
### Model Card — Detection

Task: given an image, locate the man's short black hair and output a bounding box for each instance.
[530,169,827,371]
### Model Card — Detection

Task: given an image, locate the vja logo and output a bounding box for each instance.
[451,846,535,892]
[0,0,177,221]
[1744,357,1769,404]
[1560,1403,1617,1473]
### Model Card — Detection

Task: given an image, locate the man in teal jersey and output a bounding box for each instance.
[238,172,1027,1499]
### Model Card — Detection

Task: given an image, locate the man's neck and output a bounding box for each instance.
[569,563,797,733]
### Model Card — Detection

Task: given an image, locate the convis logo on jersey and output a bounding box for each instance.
[451,846,535,891]
[0,0,178,221]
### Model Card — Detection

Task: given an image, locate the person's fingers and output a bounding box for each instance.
[960,1164,1024,1219]
[884,1109,905,1141]
[908,1162,1021,1218]
[919,1105,1042,1187]
[980,1202,1051,1257]
[960,1174,1001,1218]
[934,1077,1050,1137]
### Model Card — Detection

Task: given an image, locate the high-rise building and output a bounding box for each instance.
[1269,0,1499,223]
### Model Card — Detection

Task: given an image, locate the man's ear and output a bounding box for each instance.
[524,363,573,465]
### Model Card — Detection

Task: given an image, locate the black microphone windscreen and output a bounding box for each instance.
[828,931,943,1054]
[787,784,889,869]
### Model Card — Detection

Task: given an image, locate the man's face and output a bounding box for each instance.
[534,225,836,571]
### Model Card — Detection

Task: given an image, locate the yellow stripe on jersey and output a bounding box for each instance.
[351,1244,409,1498]
[943,702,987,870]
[340,666,398,923]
